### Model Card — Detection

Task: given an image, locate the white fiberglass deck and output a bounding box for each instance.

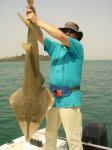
[0,129,67,150]
[0,129,112,150]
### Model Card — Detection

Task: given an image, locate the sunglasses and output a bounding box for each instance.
[63,29,75,34]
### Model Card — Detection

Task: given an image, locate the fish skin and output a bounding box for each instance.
[9,2,53,141]
[27,0,34,5]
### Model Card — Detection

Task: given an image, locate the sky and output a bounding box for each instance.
[0,0,112,60]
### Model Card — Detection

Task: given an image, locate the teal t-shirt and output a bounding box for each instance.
[44,37,84,108]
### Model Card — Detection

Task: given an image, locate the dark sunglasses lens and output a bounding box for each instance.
[63,29,74,34]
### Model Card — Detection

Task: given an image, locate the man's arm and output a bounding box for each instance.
[26,4,70,47]
[26,4,44,44]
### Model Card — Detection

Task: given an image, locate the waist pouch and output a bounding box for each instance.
[50,85,80,97]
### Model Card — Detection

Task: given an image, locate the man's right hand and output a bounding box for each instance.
[26,4,38,25]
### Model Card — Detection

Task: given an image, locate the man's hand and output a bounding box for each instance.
[26,4,38,24]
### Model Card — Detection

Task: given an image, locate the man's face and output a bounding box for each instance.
[63,29,78,39]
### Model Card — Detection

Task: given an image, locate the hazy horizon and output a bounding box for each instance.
[0,0,112,60]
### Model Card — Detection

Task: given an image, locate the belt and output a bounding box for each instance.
[50,85,80,97]
[69,86,80,92]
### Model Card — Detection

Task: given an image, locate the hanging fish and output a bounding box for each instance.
[9,0,53,141]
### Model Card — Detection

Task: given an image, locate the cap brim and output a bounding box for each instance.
[59,27,75,32]
[59,27,83,40]
[59,27,82,35]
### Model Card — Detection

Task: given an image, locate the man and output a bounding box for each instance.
[26,4,84,150]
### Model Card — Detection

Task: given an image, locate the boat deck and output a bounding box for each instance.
[0,129,67,150]
[1,129,112,150]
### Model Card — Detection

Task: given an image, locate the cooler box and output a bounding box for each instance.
[82,122,108,150]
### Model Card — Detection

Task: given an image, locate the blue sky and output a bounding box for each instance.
[0,0,112,60]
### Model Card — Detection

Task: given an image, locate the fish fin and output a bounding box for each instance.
[22,43,32,52]
[9,88,41,140]
[9,88,23,105]
[39,72,45,85]
[18,13,33,29]
[47,89,54,108]
[44,88,54,110]
[27,0,35,5]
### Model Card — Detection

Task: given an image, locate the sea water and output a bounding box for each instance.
[0,60,112,146]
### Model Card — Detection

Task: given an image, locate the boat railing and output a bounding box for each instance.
[82,142,112,150]
[58,136,112,150]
